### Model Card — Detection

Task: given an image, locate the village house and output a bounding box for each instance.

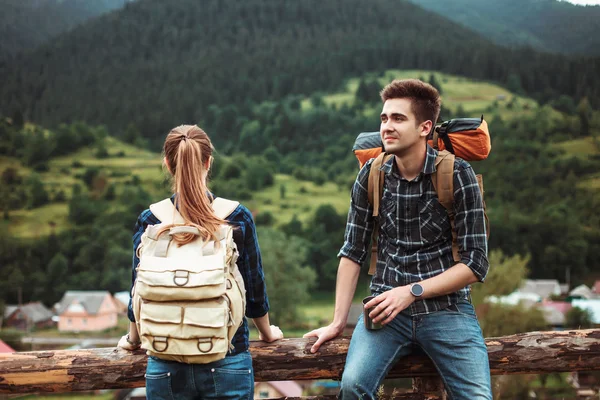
[55,291,119,332]
[3,302,54,331]
[254,381,303,399]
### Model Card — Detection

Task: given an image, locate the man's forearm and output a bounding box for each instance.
[331,257,361,330]
[420,263,479,299]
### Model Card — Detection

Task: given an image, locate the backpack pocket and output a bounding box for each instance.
[139,300,231,357]
[136,254,227,301]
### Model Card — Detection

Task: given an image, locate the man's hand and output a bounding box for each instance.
[303,323,344,353]
[259,325,284,343]
[365,286,415,325]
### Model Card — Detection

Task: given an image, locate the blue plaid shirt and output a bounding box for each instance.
[338,145,489,315]
[127,195,270,356]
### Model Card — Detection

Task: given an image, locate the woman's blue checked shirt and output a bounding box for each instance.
[127,196,270,356]
[338,145,489,316]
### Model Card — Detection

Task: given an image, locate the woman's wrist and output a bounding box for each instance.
[126,333,141,347]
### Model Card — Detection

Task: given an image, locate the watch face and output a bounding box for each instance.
[411,283,424,297]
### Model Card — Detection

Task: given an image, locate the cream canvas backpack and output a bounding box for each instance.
[132,197,246,364]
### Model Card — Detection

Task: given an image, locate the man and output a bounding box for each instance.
[304,79,491,399]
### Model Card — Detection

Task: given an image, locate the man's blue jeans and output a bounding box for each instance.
[340,301,492,400]
[145,350,254,400]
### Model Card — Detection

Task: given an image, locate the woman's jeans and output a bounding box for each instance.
[340,302,492,400]
[145,350,254,400]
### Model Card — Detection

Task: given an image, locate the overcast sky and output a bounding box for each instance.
[562,0,600,4]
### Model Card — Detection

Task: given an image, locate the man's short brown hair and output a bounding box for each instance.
[380,79,441,125]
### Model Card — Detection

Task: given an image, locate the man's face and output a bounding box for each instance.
[380,98,430,156]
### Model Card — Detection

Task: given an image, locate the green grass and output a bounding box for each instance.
[245,174,350,227]
[554,136,599,159]
[302,68,557,122]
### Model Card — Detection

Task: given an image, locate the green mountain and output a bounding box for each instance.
[1,0,599,150]
[0,0,132,62]
[406,0,600,55]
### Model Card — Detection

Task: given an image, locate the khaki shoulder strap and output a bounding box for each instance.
[212,197,240,219]
[367,153,393,217]
[367,153,393,275]
[432,150,460,262]
[149,198,184,225]
[432,150,455,213]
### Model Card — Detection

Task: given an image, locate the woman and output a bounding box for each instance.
[118,124,282,400]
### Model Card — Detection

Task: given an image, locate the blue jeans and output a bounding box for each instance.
[340,302,492,400]
[145,351,254,400]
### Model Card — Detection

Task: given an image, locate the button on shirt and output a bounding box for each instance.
[127,195,270,356]
[338,145,489,315]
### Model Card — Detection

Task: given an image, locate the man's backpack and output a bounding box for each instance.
[353,117,491,275]
[132,197,246,364]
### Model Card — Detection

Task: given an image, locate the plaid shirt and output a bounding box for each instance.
[127,195,270,356]
[338,145,488,315]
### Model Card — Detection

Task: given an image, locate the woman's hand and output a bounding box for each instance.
[259,325,283,343]
[117,334,141,351]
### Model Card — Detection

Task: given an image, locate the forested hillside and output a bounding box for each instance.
[1,0,599,151]
[407,0,600,55]
[1,70,599,311]
[0,0,132,62]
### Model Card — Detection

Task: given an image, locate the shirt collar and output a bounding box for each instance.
[380,145,438,177]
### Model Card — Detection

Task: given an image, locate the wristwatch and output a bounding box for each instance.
[410,283,424,298]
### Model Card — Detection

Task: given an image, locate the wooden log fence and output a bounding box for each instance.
[1,329,600,399]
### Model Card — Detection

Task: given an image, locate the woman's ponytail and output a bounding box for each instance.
[160,125,223,245]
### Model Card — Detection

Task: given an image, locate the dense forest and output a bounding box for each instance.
[408,0,600,55]
[1,70,599,312]
[1,0,599,151]
[0,0,132,62]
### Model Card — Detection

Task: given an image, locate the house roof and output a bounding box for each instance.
[569,284,595,299]
[113,291,130,307]
[537,305,566,326]
[56,291,112,316]
[4,305,18,319]
[571,299,600,324]
[5,302,53,323]
[519,279,562,299]
[0,339,15,353]
[258,381,302,397]
[542,301,573,315]
[487,291,541,307]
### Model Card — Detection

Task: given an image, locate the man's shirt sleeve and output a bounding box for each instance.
[337,159,375,265]
[453,160,489,282]
[238,205,270,319]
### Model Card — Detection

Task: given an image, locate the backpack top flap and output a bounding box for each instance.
[429,117,491,161]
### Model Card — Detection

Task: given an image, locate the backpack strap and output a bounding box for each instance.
[431,150,460,262]
[150,198,184,225]
[366,153,393,275]
[212,197,240,220]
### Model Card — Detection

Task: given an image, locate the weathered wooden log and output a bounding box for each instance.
[1,329,600,394]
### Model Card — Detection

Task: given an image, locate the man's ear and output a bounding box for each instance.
[420,120,433,138]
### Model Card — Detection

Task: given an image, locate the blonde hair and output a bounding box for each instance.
[159,125,224,245]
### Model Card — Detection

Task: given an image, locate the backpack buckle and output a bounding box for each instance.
[152,337,169,352]
[197,338,213,353]
[173,270,190,286]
